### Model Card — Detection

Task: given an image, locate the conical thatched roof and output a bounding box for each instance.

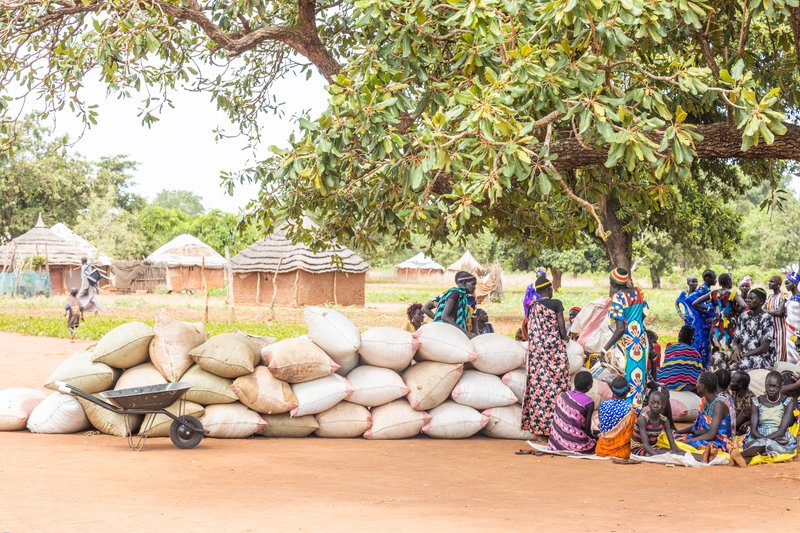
[50,223,112,265]
[147,234,226,268]
[0,215,84,267]
[230,229,369,274]
[396,252,445,272]
[447,251,485,276]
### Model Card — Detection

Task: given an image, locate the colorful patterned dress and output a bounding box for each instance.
[785,294,800,365]
[630,414,667,456]
[609,288,649,412]
[547,390,596,453]
[744,396,798,456]
[710,289,737,353]
[732,310,776,371]
[675,395,733,452]
[766,291,789,362]
[656,343,703,391]
[685,283,713,367]
[521,299,568,436]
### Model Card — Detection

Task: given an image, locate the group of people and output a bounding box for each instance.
[517,267,800,466]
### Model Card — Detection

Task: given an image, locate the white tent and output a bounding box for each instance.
[147,234,225,268]
[396,253,445,272]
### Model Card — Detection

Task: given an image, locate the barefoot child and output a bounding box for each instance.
[64,288,83,341]
[630,390,681,456]
[596,376,637,458]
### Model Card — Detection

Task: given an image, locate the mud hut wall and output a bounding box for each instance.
[233,270,365,306]
[49,267,65,295]
[168,266,225,292]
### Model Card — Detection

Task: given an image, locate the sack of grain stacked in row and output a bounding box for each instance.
[451,370,517,410]
[114,363,167,390]
[189,333,260,379]
[231,367,297,414]
[359,327,418,371]
[364,399,430,440]
[482,405,534,440]
[91,322,154,369]
[471,334,525,375]
[180,365,238,404]
[315,401,371,438]
[201,403,265,438]
[77,393,142,436]
[422,401,488,438]
[403,362,463,411]
[258,414,319,437]
[291,374,352,416]
[150,311,207,382]
[346,365,408,407]
[27,392,91,434]
[0,388,47,430]
[262,338,338,383]
[501,369,525,405]
[45,350,119,393]
[139,401,205,437]
[415,323,476,364]
[236,330,276,350]
[305,306,360,375]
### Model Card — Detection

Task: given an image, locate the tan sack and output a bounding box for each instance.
[315,401,371,438]
[232,367,298,414]
[415,322,477,364]
[45,350,117,393]
[180,365,237,405]
[403,361,464,411]
[77,394,142,436]
[471,333,525,375]
[0,388,47,431]
[364,399,430,440]
[346,365,409,407]
[257,414,319,437]
[262,338,339,383]
[115,363,167,390]
[91,322,154,369]
[150,311,207,382]
[189,333,259,379]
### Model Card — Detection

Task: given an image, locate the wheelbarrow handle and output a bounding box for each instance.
[54,380,73,395]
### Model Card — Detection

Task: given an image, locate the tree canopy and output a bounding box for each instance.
[152,189,206,215]
[4,1,800,267]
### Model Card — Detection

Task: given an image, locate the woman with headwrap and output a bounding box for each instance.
[729,288,776,371]
[521,274,569,440]
[428,271,478,338]
[691,273,746,354]
[739,276,752,302]
[686,269,717,367]
[601,268,649,412]
[784,272,800,364]
[766,274,789,362]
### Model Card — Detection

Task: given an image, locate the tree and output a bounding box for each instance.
[0,119,93,241]
[4,2,800,265]
[75,184,148,259]
[153,189,206,215]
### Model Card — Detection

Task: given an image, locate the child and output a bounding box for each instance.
[596,376,637,458]
[473,309,494,335]
[732,371,799,467]
[729,371,754,435]
[630,390,681,456]
[646,329,662,382]
[64,287,83,341]
[547,371,596,454]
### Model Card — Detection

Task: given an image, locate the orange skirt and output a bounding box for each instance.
[595,411,637,459]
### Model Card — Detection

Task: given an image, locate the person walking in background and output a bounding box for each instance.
[521,274,569,441]
[766,274,789,362]
[675,276,699,326]
[686,270,717,367]
[601,267,649,412]
[78,257,108,315]
[64,287,83,341]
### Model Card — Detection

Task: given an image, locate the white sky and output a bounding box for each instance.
[46,72,330,213]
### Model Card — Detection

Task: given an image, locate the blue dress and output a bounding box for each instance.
[685,284,714,367]
[676,290,695,327]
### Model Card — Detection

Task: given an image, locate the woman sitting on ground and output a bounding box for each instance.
[714,368,738,435]
[595,376,637,458]
[547,371,596,454]
[675,371,733,455]
[729,371,754,435]
[656,326,703,391]
[402,303,426,332]
[630,390,682,456]
[732,371,798,467]
[709,288,775,372]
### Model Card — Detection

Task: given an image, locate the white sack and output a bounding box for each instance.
[346,365,409,407]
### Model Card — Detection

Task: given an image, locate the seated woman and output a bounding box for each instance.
[732,371,799,467]
[596,376,637,458]
[473,309,494,335]
[714,368,738,434]
[675,372,733,455]
[656,326,703,391]
[730,371,754,435]
[630,390,682,456]
[402,303,426,332]
[547,371,596,454]
[710,288,775,372]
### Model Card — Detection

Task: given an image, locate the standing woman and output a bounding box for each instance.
[601,268,649,412]
[685,270,717,368]
[766,275,789,362]
[692,273,745,354]
[521,274,568,440]
[784,272,800,364]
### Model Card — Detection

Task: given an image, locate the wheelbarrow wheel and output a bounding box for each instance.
[169,415,204,449]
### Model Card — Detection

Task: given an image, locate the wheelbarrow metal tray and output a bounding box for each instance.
[101,382,193,410]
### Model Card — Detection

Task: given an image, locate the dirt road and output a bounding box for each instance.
[1,332,798,532]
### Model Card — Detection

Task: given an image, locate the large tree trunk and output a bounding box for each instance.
[551,267,563,292]
[649,267,662,289]
[598,195,633,271]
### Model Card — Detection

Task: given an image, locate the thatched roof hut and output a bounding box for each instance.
[146,234,226,292]
[395,252,445,279]
[230,228,369,306]
[447,251,486,276]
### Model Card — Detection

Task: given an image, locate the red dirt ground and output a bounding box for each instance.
[1,332,799,532]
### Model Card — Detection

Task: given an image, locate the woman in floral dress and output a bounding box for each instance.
[601,268,649,412]
[521,274,568,440]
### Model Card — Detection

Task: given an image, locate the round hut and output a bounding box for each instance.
[395,252,445,279]
[447,251,486,277]
[146,234,226,292]
[230,229,369,307]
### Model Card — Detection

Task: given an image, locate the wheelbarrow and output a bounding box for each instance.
[54,380,206,451]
